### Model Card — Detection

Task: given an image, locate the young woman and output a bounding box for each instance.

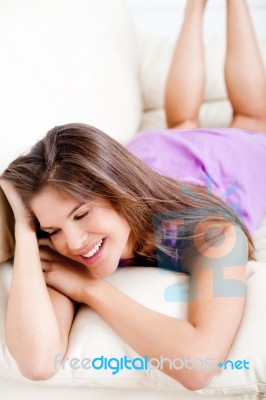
[1,0,266,391]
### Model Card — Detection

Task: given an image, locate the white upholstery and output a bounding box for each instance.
[1,213,266,397]
[1,0,266,398]
[138,34,266,131]
[0,0,142,173]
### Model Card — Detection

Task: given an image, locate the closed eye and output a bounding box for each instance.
[49,230,60,237]
[46,211,89,236]
[74,211,89,221]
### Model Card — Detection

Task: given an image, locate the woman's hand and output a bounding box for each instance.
[38,237,101,303]
[0,178,35,233]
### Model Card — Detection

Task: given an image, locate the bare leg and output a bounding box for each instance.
[226,0,266,133]
[164,0,207,129]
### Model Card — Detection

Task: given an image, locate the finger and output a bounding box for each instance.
[43,270,58,290]
[41,260,51,272]
[42,271,53,286]
[0,179,15,192]
[0,179,33,224]
[38,237,56,251]
[39,248,55,262]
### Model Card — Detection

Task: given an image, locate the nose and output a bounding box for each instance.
[65,227,88,253]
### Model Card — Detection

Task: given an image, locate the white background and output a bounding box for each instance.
[126,0,266,38]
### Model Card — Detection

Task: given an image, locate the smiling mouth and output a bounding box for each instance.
[81,238,104,258]
[79,237,106,266]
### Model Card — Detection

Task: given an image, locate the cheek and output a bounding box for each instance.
[51,236,66,253]
[105,216,130,238]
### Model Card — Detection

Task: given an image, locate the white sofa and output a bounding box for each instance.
[1,1,266,399]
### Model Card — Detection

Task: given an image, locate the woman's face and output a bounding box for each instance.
[30,187,134,277]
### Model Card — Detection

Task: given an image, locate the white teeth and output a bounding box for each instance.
[83,239,103,258]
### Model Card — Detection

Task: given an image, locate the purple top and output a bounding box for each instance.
[119,128,266,270]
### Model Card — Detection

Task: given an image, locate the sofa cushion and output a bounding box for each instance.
[139,101,233,133]
[0,213,266,396]
[0,0,142,173]
[138,34,266,129]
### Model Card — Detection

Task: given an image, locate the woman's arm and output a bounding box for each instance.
[1,180,76,380]
[82,224,248,390]
[42,223,248,390]
[5,233,76,380]
[85,273,246,390]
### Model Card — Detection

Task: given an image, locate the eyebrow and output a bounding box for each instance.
[40,202,85,230]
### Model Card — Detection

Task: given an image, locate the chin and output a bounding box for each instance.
[90,264,118,279]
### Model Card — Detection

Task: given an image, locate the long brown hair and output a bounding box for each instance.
[1,123,256,265]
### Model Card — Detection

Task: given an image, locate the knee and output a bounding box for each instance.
[167,118,200,130]
[231,114,266,133]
